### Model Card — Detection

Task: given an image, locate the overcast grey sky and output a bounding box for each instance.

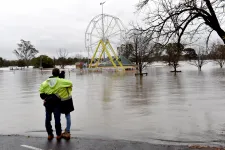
[0,0,141,59]
[0,0,223,60]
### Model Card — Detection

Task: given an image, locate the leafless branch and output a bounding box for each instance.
[136,0,225,45]
[57,48,68,69]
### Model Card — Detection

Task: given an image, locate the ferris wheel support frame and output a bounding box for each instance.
[88,39,124,70]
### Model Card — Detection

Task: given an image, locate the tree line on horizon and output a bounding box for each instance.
[119,0,225,75]
[0,56,89,68]
[117,31,225,74]
[0,39,224,73]
[0,39,89,68]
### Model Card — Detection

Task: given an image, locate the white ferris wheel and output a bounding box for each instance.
[85,2,127,69]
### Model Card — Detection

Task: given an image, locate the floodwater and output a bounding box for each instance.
[1,62,225,146]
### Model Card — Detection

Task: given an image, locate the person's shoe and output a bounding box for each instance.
[56,135,62,141]
[62,131,71,140]
[48,134,54,141]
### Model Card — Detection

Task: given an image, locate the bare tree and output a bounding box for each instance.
[121,32,154,75]
[57,49,68,69]
[137,0,225,45]
[164,43,184,72]
[210,41,225,68]
[13,39,39,68]
[189,48,208,71]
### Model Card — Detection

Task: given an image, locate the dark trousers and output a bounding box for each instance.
[45,104,62,136]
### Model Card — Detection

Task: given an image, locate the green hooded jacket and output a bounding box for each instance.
[39,77,73,100]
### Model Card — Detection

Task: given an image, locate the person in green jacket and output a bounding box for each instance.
[39,68,72,140]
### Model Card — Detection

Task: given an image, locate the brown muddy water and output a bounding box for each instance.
[1,62,225,146]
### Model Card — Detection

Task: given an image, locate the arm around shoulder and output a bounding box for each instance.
[39,81,47,94]
[61,79,73,87]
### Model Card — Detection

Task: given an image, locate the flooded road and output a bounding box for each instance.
[1,62,225,145]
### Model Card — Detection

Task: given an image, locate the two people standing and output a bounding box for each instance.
[39,68,74,140]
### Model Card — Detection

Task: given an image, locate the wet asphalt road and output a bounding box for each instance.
[0,135,190,150]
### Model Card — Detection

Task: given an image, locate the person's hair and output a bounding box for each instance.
[52,68,60,77]
[59,71,65,79]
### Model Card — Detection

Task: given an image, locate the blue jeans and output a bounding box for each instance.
[65,113,71,132]
[45,105,62,136]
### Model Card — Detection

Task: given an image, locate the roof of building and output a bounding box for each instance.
[98,55,136,67]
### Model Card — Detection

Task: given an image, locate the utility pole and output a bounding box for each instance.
[100,1,106,60]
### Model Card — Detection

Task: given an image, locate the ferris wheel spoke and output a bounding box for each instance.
[106,16,109,29]
[91,22,102,39]
[91,34,102,39]
[89,40,99,47]
[94,28,102,37]
[97,21,103,35]
[104,18,114,36]
[108,42,119,46]
[107,30,121,38]
[107,21,118,37]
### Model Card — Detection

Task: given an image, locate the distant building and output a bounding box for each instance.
[97,55,136,70]
[75,62,87,69]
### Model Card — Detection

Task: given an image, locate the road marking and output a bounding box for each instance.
[21,145,43,150]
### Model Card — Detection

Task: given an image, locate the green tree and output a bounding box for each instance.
[151,43,164,61]
[164,43,184,72]
[117,43,134,59]
[183,48,198,60]
[17,59,26,67]
[0,57,4,67]
[31,55,54,68]
[13,39,39,68]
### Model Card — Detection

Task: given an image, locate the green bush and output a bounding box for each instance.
[31,55,54,68]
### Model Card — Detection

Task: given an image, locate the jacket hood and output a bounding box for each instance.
[47,78,58,88]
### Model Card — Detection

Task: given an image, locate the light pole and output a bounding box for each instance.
[100,1,105,39]
[100,1,106,59]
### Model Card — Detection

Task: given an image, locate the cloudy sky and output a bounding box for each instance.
[0,0,223,60]
[0,0,142,59]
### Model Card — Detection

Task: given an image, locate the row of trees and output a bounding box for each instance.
[0,55,89,68]
[31,55,89,68]
[0,39,89,68]
[118,32,225,74]
[117,0,225,75]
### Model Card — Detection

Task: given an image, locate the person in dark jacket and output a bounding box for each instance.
[59,71,74,140]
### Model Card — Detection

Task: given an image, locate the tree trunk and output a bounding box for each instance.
[135,39,138,65]
[139,63,142,75]
[135,55,138,66]
[199,65,202,71]
[174,65,177,72]
[25,59,28,68]
[220,63,223,68]
[53,57,56,68]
